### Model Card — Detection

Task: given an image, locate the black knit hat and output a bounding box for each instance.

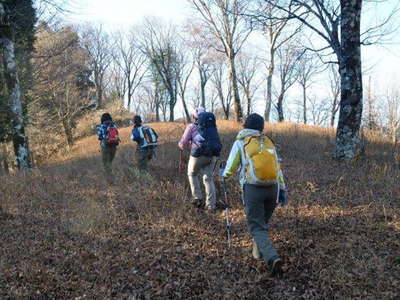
[243,113,264,132]
[133,115,142,126]
[101,113,112,124]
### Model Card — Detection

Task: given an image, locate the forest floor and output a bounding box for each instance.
[1,121,399,299]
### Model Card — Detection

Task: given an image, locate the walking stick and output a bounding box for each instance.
[178,149,184,173]
[219,161,232,249]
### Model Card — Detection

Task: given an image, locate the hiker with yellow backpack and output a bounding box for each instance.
[221,113,287,277]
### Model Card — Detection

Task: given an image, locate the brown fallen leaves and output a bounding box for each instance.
[0,121,399,299]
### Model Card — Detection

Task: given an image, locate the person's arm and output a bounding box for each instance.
[222,141,242,178]
[178,124,193,150]
[97,124,105,141]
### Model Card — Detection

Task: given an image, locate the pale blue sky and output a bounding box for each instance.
[69,0,189,28]
[67,0,400,103]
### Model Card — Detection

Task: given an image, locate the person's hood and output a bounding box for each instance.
[236,128,261,140]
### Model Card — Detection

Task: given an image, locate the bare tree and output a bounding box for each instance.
[107,61,126,101]
[176,50,195,122]
[363,76,379,130]
[384,87,400,144]
[249,1,302,121]
[274,42,303,122]
[309,96,330,126]
[328,63,340,127]
[79,23,112,108]
[236,53,263,116]
[185,21,217,109]
[261,0,398,159]
[139,18,180,122]
[189,0,253,121]
[31,25,94,149]
[210,58,232,119]
[296,51,323,124]
[0,3,31,170]
[113,29,147,110]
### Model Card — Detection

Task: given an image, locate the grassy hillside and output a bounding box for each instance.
[1,121,399,299]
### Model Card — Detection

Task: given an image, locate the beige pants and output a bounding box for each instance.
[187,156,217,209]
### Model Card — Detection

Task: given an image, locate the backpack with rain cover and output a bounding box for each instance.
[192,112,222,157]
[105,125,119,146]
[242,135,279,186]
[139,126,158,150]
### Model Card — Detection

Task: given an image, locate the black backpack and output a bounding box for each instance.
[191,112,222,157]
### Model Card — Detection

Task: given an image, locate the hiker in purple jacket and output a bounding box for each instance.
[178,107,217,211]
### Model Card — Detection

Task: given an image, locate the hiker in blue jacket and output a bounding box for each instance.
[131,115,158,171]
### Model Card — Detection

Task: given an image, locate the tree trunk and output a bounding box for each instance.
[302,84,307,124]
[227,55,243,122]
[168,92,175,122]
[94,72,102,108]
[334,0,363,159]
[155,101,160,122]
[96,80,103,109]
[277,94,284,122]
[0,4,31,170]
[62,119,74,148]
[200,69,207,108]
[181,95,191,123]
[1,143,10,175]
[264,48,275,122]
[246,90,251,117]
[330,111,336,127]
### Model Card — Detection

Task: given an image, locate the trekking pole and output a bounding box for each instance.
[219,161,231,249]
[178,149,184,173]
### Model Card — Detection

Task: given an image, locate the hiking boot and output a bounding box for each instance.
[197,199,205,209]
[205,206,216,214]
[190,198,204,209]
[269,257,283,277]
[252,241,261,260]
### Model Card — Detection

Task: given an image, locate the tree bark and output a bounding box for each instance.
[62,118,74,148]
[1,143,10,175]
[334,0,363,159]
[276,93,284,122]
[330,110,336,127]
[302,84,307,124]
[0,4,31,170]
[264,47,275,122]
[155,101,160,122]
[168,91,175,122]
[245,90,251,117]
[227,55,243,122]
[199,69,207,108]
[95,72,103,108]
[127,78,133,109]
[181,95,191,123]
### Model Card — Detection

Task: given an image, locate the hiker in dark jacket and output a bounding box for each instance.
[131,115,157,171]
[221,113,286,277]
[97,113,119,175]
[178,107,220,211]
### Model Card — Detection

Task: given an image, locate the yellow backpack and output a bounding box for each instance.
[243,135,279,186]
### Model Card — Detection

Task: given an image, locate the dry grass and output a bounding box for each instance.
[0,121,399,299]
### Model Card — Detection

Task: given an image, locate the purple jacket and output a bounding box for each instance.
[178,123,204,152]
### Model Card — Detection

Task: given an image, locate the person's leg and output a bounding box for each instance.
[102,147,112,174]
[136,151,147,170]
[202,156,217,210]
[109,146,117,168]
[187,156,202,203]
[243,184,279,263]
